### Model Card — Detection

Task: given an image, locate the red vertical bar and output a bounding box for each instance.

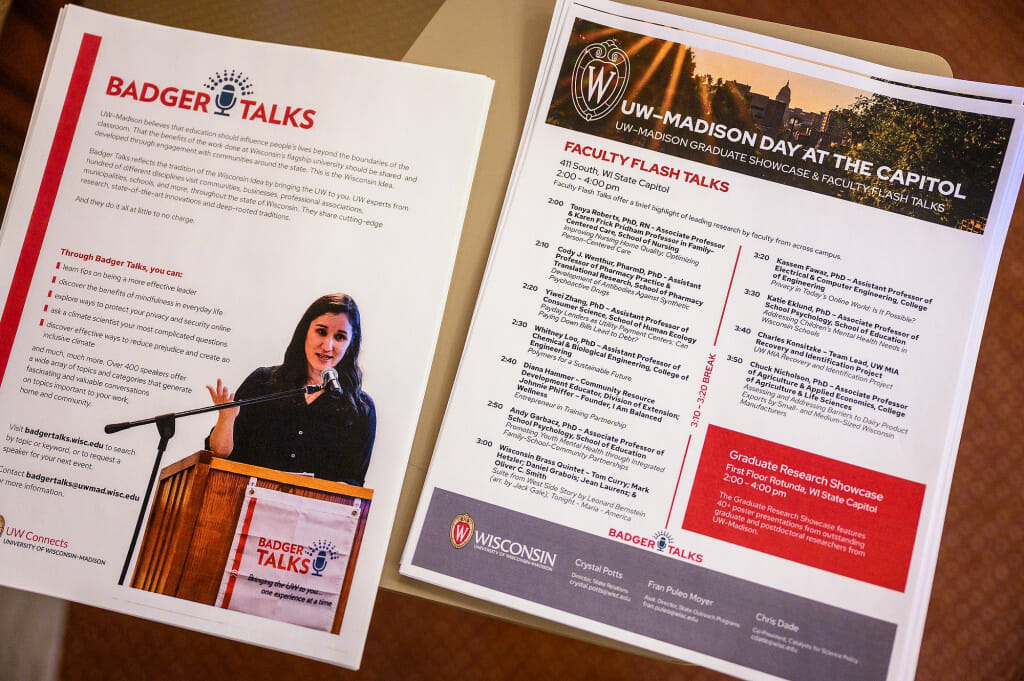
[0,33,102,385]
[220,496,259,609]
[713,245,742,347]
[665,434,692,529]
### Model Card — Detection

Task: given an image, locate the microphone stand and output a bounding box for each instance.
[106,383,325,586]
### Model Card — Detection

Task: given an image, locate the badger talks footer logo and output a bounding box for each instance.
[571,40,630,122]
[450,513,474,549]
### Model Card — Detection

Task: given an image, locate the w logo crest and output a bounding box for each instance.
[571,40,629,121]
[449,513,474,549]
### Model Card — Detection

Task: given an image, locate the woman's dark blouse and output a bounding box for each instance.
[209,366,376,485]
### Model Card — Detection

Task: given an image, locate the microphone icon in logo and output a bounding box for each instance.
[311,549,329,576]
[305,540,340,577]
[653,530,673,552]
[214,82,237,116]
[204,70,253,117]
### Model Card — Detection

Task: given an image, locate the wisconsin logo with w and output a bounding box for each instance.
[571,40,630,121]
[449,513,474,549]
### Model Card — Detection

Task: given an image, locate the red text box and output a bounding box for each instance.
[683,425,925,591]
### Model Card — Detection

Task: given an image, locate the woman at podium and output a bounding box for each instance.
[205,293,376,485]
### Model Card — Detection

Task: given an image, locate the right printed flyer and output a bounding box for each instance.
[401,2,1024,680]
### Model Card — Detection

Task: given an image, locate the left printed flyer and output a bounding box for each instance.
[0,6,491,669]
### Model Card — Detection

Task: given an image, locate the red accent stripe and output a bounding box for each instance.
[665,434,692,529]
[0,33,101,386]
[221,496,258,609]
[713,245,742,347]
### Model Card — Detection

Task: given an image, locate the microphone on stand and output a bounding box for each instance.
[321,367,343,398]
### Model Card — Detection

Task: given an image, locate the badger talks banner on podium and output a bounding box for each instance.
[216,484,360,631]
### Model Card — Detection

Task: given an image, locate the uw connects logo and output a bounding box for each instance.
[571,40,630,122]
[104,68,317,129]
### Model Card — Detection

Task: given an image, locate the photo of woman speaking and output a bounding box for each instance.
[205,294,376,486]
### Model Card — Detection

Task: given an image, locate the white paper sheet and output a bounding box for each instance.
[402,2,1024,680]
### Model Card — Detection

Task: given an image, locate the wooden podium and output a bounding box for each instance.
[130,451,372,634]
